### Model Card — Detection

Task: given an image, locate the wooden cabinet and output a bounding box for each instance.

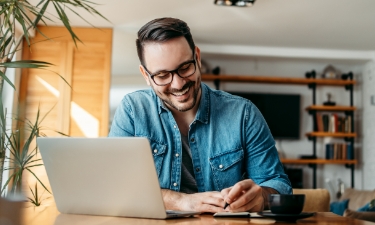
[202,72,357,188]
[20,26,112,137]
[18,26,112,197]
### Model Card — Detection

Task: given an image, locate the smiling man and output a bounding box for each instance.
[109,17,292,213]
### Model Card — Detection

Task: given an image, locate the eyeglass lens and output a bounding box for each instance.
[153,62,196,85]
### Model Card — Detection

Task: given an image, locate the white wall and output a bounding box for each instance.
[1,51,22,194]
[362,61,375,190]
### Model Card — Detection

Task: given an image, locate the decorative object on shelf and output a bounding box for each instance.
[200,59,210,74]
[305,70,316,78]
[323,93,336,106]
[214,0,256,7]
[322,65,341,79]
[212,66,221,90]
[341,72,353,80]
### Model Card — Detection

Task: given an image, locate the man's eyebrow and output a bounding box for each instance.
[150,58,194,75]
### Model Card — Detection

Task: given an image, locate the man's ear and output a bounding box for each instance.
[195,46,202,69]
[139,65,151,86]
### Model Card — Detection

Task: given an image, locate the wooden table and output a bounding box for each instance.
[21,204,375,225]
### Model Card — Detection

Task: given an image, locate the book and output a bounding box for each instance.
[316,113,324,132]
[322,114,330,132]
[325,143,334,159]
[347,143,354,160]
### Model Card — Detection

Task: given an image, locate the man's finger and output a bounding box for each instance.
[226,180,254,203]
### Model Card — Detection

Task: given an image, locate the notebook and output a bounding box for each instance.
[37,137,200,219]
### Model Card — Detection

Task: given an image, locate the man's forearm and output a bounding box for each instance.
[161,189,186,210]
[261,187,279,210]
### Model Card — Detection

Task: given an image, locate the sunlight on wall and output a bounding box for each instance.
[35,76,60,97]
[70,102,99,137]
[36,76,99,137]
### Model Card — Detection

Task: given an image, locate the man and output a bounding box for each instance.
[109,17,292,213]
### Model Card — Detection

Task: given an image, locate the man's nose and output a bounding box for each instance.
[170,72,186,89]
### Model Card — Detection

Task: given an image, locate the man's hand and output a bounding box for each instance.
[221,179,278,212]
[162,189,226,213]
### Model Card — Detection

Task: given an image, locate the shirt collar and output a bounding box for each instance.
[195,83,210,124]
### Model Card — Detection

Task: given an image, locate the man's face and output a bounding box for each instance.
[140,37,202,112]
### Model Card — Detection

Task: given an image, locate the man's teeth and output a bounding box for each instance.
[173,87,190,96]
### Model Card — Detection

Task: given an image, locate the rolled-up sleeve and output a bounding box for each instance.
[244,102,292,194]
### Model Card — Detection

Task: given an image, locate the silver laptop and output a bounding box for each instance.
[37,137,200,219]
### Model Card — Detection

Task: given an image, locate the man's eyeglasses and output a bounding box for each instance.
[143,56,197,86]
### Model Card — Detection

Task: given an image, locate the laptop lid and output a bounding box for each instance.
[37,137,192,219]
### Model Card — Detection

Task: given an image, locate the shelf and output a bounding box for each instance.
[201,74,356,86]
[306,105,356,111]
[281,159,357,165]
[306,132,356,138]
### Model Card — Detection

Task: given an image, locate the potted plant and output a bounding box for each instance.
[0,0,108,205]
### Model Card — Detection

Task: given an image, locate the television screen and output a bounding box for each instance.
[229,92,301,139]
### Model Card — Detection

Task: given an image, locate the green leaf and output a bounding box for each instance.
[26,168,51,194]
[13,6,31,47]
[0,29,12,53]
[52,1,82,46]
[0,70,15,90]
[0,60,54,68]
[33,0,50,27]
[1,173,16,194]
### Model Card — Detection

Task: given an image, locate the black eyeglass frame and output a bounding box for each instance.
[142,54,197,86]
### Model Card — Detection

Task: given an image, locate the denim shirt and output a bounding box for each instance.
[109,83,292,194]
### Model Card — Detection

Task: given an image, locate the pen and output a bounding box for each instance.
[224,202,229,209]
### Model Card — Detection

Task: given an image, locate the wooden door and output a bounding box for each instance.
[20,26,112,137]
[18,26,112,201]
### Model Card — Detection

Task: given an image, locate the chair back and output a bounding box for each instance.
[293,188,330,212]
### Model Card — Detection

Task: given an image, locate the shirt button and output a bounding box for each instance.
[175,153,179,157]
[195,167,200,172]
[174,125,177,129]
[219,164,223,169]
[153,149,158,153]
[193,121,196,124]
[190,138,195,142]
[173,183,177,187]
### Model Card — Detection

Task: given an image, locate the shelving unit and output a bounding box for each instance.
[202,72,357,189]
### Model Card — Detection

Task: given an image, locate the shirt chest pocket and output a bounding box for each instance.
[150,141,167,177]
[209,148,244,190]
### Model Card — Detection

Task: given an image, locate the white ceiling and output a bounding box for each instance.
[42,0,375,51]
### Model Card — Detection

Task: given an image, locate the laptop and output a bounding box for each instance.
[37,137,200,219]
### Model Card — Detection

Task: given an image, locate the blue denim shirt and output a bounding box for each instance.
[109,83,292,194]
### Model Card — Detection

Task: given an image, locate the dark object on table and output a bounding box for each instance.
[268,194,305,214]
[323,93,336,106]
[258,212,315,222]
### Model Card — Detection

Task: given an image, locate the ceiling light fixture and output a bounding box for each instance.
[214,0,256,7]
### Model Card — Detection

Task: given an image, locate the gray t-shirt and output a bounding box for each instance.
[179,135,198,194]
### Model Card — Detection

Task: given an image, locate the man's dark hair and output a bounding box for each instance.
[136,17,196,66]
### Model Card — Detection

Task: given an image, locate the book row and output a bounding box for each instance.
[316,113,352,133]
[325,143,354,160]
